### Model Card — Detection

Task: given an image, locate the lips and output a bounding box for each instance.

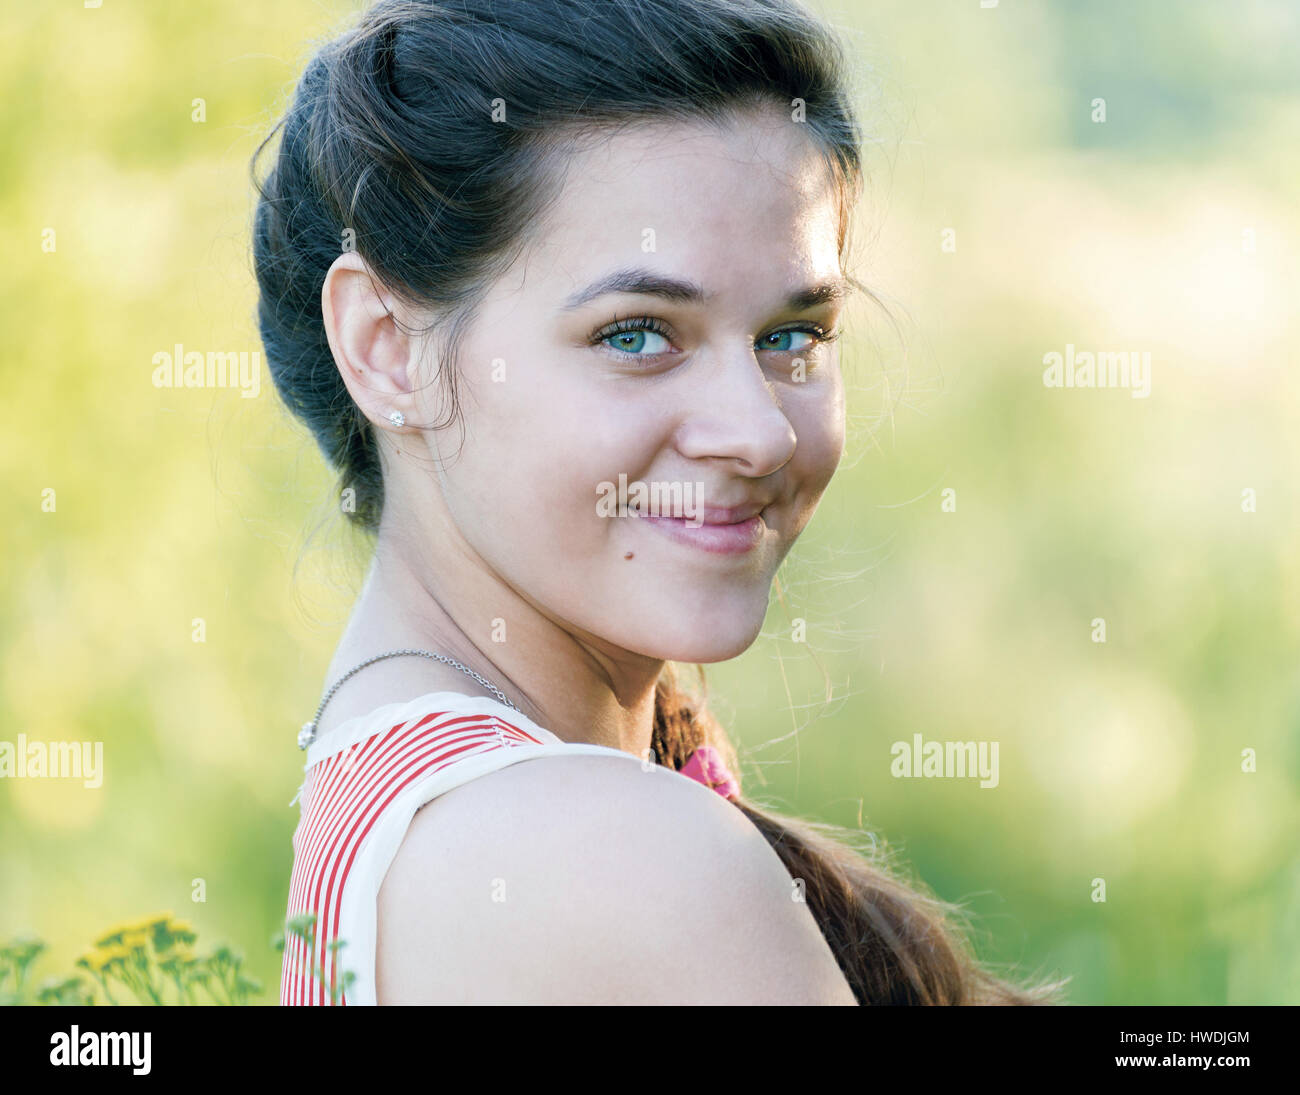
[626,499,769,524]
[692,501,768,525]
[631,507,769,556]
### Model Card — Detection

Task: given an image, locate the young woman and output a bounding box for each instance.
[254,0,1061,1005]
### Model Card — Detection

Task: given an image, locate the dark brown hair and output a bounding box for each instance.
[252,0,1064,1004]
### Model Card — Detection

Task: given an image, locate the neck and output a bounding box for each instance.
[325,517,663,759]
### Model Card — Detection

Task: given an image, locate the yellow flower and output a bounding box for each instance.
[93,915,156,947]
[99,943,131,966]
[76,950,111,973]
[167,919,197,943]
[122,930,149,952]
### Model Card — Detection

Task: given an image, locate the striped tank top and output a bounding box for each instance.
[279,691,643,1006]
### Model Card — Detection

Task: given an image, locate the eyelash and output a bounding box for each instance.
[591,314,841,362]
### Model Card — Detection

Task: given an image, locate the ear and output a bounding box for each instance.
[321,250,420,434]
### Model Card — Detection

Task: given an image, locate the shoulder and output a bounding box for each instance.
[375,750,856,1004]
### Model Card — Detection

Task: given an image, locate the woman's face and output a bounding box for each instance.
[408,107,848,664]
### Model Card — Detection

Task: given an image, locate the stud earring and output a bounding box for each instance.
[388,410,405,428]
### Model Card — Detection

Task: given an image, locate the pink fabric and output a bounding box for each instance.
[680,745,740,801]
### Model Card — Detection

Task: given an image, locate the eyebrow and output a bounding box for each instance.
[560,267,851,312]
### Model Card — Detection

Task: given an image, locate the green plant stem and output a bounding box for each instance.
[92,970,119,1006]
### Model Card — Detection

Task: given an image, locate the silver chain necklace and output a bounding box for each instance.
[298,649,520,750]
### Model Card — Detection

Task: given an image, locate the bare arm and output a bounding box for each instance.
[376,752,857,1004]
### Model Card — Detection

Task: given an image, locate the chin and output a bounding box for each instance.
[621,594,770,664]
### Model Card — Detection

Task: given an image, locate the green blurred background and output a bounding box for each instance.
[2,0,1296,1003]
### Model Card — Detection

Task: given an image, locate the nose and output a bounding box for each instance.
[671,345,798,477]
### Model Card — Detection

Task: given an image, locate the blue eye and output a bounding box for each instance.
[593,316,676,360]
[592,316,838,363]
[760,329,819,353]
[602,328,672,355]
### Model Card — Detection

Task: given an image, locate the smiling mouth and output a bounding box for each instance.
[629,509,768,555]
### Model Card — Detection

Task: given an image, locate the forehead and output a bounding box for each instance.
[526,109,844,301]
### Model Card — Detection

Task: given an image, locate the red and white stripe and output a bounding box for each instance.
[280,710,545,1005]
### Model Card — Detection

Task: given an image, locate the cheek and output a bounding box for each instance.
[434,371,653,567]
[787,370,846,492]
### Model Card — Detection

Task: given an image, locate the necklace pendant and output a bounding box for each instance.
[298,721,316,750]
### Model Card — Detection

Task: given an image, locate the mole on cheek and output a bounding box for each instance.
[624,551,634,560]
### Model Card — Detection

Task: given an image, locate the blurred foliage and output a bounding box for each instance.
[1,914,264,1005]
[0,913,348,1006]
[1,0,1296,1004]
